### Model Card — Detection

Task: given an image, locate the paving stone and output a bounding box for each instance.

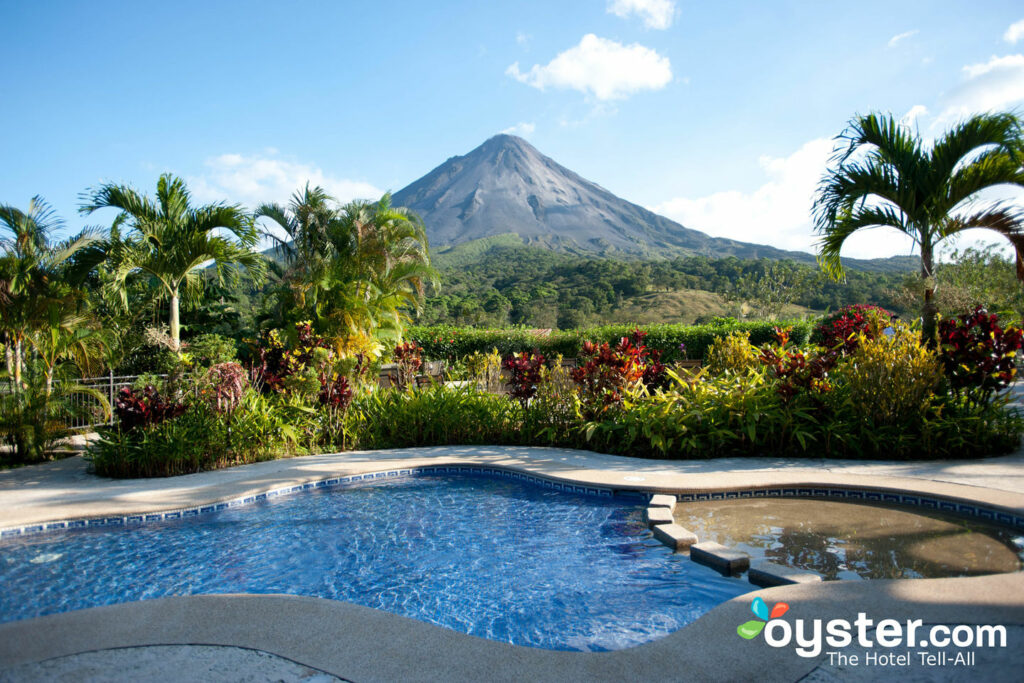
[648,494,676,510]
[643,506,673,527]
[652,523,698,551]
[748,562,823,588]
[691,541,750,575]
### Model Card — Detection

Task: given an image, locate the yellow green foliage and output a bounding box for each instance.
[465,348,503,391]
[706,330,760,375]
[838,326,942,425]
[527,358,582,442]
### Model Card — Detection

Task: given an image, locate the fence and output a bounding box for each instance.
[63,373,156,429]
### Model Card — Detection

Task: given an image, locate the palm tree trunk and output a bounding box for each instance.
[921,244,938,347]
[169,290,181,352]
[13,338,22,386]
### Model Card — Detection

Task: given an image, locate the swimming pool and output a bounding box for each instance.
[0,475,750,651]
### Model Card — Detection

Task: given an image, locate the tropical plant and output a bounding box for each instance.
[393,341,424,388]
[1,362,109,463]
[812,304,893,354]
[502,350,546,406]
[814,112,1024,343]
[837,325,943,426]
[80,174,265,350]
[938,307,1023,402]
[325,193,437,342]
[258,189,437,345]
[758,328,838,402]
[705,330,760,375]
[255,184,338,312]
[0,197,103,384]
[114,385,186,431]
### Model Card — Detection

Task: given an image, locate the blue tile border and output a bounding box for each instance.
[663,486,1024,532]
[1,464,1022,540]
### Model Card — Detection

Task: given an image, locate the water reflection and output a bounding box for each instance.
[674,498,1024,580]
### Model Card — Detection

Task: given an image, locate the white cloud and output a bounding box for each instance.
[516,31,530,46]
[1004,19,1024,43]
[607,0,676,30]
[901,104,929,126]
[936,54,1024,123]
[501,122,536,137]
[506,34,672,101]
[651,138,918,259]
[887,29,918,48]
[189,153,382,211]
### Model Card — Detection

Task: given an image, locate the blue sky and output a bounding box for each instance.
[2,0,1023,258]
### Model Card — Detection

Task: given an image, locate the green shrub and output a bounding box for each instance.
[705,331,761,375]
[523,361,583,447]
[407,319,814,363]
[89,389,305,477]
[348,384,522,450]
[836,326,942,426]
[186,334,238,368]
[1,363,109,464]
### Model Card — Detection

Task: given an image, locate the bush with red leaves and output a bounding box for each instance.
[114,386,186,431]
[759,327,838,402]
[250,322,331,393]
[570,329,667,413]
[394,341,424,388]
[502,351,546,406]
[939,307,1023,400]
[319,374,353,410]
[814,304,893,354]
[204,362,248,414]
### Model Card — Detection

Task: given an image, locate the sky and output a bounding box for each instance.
[2,0,1023,260]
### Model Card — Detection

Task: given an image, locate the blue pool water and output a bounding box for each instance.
[0,475,750,651]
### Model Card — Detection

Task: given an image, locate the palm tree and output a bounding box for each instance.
[814,112,1024,343]
[80,174,266,350]
[257,188,436,342]
[255,183,338,310]
[329,193,437,341]
[0,197,101,383]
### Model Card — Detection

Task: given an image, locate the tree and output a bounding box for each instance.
[329,193,437,341]
[814,112,1024,343]
[255,183,338,311]
[257,188,436,342]
[0,197,101,383]
[727,260,814,320]
[80,174,265,350]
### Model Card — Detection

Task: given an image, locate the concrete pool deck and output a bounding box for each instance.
[2,445,1024,681]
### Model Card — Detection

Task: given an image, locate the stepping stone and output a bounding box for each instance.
[691,542,750,575]
[648,494,676,511]
[644,506,673,527]
[748,562,823,588]
[652,523,698,551]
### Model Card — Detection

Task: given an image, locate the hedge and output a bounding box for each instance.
[407,319,815,363]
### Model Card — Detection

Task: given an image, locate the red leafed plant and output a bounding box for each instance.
[939,307,1023,401]
[394,341,424,388]
[502,351,546,406]
[759,327,838,401]
[815,304,893,354]
[250,322,331,393]
[571,329,667,413]
[204,362,248,414]
[114,386,186,431]
[319,373,353,410]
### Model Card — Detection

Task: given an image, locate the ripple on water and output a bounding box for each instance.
[0,475,751,651]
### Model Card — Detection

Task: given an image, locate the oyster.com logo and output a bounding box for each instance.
[737,596,789,640]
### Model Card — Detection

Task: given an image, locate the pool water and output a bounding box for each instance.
[673,498,1024,581]
[0,475,750,651]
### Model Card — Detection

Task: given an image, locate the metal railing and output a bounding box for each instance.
[63,373,157,429]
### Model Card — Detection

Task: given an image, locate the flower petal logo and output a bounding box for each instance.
[737,596,790,639]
